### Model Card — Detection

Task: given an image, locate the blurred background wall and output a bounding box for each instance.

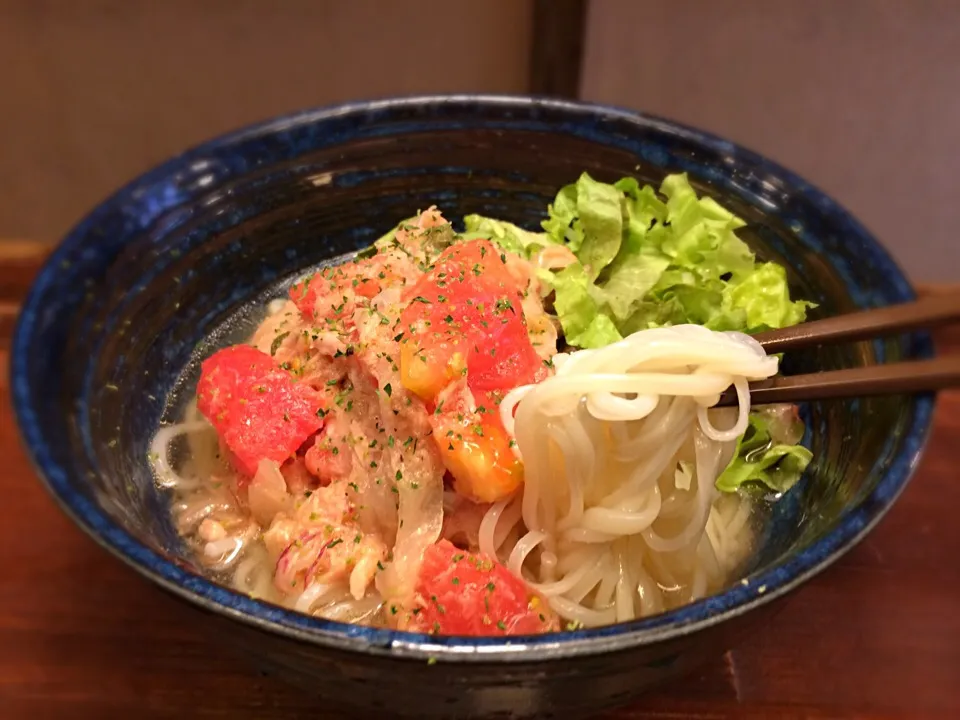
[2,0,958,282]
[582,0,960,282]
[0,0,533,246]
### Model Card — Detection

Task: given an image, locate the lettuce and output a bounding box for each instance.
[726,262,809,331]
[547,263,623,348]
[536,171,813,344]
[568,174,623,279]
[461,214,552,256]
[716,413,813,494]
[543,183,582,249]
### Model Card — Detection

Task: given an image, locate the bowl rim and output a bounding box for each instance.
[10,93,935,663]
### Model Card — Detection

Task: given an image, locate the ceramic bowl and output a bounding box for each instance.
[10,96,933,719]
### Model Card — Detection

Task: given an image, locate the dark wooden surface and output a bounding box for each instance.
[1,244,958,719]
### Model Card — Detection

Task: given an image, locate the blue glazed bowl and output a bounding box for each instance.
[11,96,933,719]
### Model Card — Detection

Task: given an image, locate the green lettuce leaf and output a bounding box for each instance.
[547,263,623,348]
[617,178,667,241]
[725,262,813,332]
[533,171,812,340]
[716,413,813,493]
[573,173,623,279]
[594,250,671,322]
[542,174,625,270]
[461,214,554,257]
[542,184,582,249]
[593,180,672,321]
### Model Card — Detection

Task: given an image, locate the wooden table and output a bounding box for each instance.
[1,244,958,719]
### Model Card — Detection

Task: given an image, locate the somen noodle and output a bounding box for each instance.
[490,326,776,625]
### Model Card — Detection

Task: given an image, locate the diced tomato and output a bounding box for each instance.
[398,240,544,403]
[406,540,559,636]
[196,345,276,419]
[289,275,320,319]
[466,307,544,393]
[197,346,326,476]
[353,274,383,299]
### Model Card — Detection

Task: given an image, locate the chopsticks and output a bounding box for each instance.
[714,357,960,406]
[713,293,960,407]
[750,293,960,353]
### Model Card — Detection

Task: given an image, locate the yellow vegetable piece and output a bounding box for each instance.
[400,343,465,402]
[437,418,523,504]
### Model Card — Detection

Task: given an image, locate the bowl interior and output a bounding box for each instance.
[12,97,932,653]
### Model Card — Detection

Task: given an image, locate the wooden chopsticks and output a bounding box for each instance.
[714,357,960,406]
[714,294,960,406]
[750,293,960,353]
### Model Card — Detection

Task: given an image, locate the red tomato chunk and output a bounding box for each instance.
[408,540,559,636]
[399,240,544,400]
[196,345,325,476]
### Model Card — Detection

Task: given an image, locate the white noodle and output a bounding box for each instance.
[501,325,777,627]
[479,495,521,559]
[295,582,336,613]
[150,421,214,489]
